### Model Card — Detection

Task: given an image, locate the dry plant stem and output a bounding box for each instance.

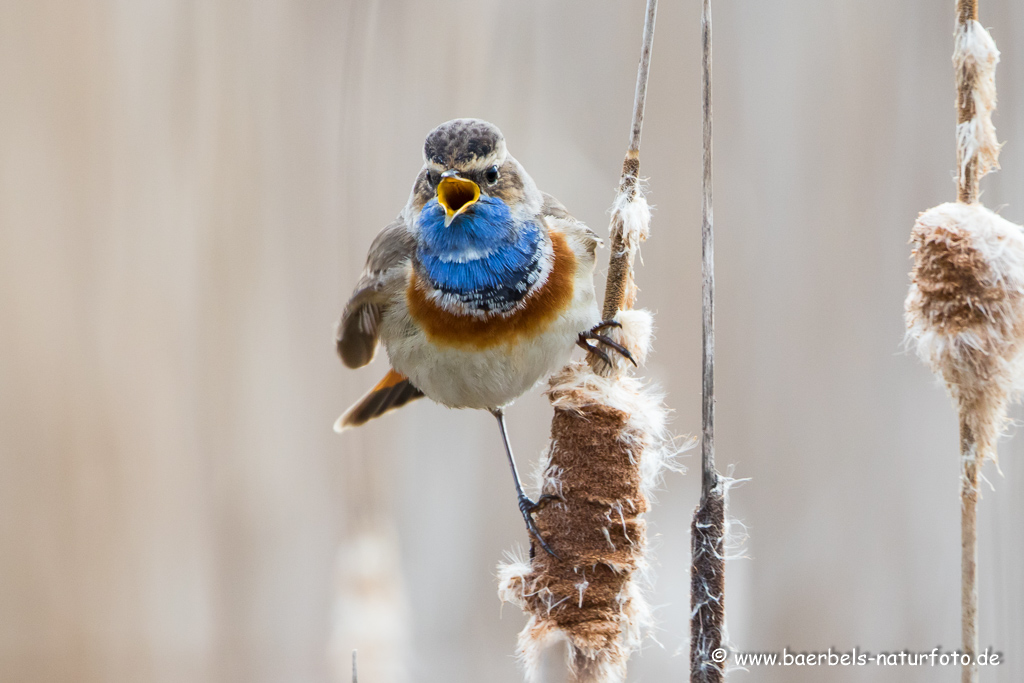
[629,0,657,155]
[957,0,980,204]
[700,0,717,498]
[601,0,657,321]
[906,6,1010,683]
[690,2,725,682]
[602,159,640,321]
[956,3,980,681]
[960,418,980,683]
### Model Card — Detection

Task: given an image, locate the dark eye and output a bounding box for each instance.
[485,165,499,185]
[426,170,440,187]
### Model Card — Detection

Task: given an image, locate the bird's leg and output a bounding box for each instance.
[491,409,559,558]
[577,320,638,368]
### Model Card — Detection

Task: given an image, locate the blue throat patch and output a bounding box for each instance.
[417,196,544,313]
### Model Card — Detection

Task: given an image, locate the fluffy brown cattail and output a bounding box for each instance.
[497,310,674,683]
[906,203,1024,465]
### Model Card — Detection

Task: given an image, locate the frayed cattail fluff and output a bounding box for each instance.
[598,179,650,328]
[905,202,1024,464]
[611,189,651,314]
[690,487,724,683]
[598,308,654,374]
[613,189,652,255]
[497,311,678,683]
[954,19,1001,187]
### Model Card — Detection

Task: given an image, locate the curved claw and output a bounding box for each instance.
[577,319,637,368]
[537,492,565,506]
[578,337,614,368]
[590,333,637,367]
[519,494,560,559]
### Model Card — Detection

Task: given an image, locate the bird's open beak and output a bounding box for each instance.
[436,176,480,227]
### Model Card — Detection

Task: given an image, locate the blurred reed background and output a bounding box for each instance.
[1,1,1022,682]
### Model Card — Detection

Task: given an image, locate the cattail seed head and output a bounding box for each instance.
[905,202,1024,462]
[498,310,678,683]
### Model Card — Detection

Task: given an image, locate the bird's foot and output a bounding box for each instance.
[577,320,637,368]
[519,493,561,559]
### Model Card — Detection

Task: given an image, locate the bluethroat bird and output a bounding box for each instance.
[334,119,633,555]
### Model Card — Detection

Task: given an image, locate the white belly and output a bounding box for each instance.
[382,278,597,410]
[384,301,595,410]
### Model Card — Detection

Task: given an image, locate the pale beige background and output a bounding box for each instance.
[1,1,1022,682]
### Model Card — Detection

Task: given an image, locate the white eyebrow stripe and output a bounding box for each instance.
[458,151,507,173]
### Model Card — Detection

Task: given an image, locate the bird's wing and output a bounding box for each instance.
[540,192,601,253]
[336,217,417,368]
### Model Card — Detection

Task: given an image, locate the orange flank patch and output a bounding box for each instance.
[406,230,577,350]
[372,368,409,392]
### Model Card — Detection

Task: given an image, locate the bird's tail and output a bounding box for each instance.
[334,368,425,432]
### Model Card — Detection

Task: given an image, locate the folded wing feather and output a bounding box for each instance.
[336,217,417,368]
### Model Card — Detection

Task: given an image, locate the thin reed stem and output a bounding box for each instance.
[690,2,725,682]
[700,0,716,499]
[601,0,657,321]
[959,418,980,683]
[956,0,980,204]
[955,3,982,680]
[629,0,658,156]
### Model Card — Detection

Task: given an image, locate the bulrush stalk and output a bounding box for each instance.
[497,2,679,681]
[904,3,1019,682]
[689,3,726,681]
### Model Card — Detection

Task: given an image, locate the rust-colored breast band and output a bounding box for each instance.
[407,231,577,350]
